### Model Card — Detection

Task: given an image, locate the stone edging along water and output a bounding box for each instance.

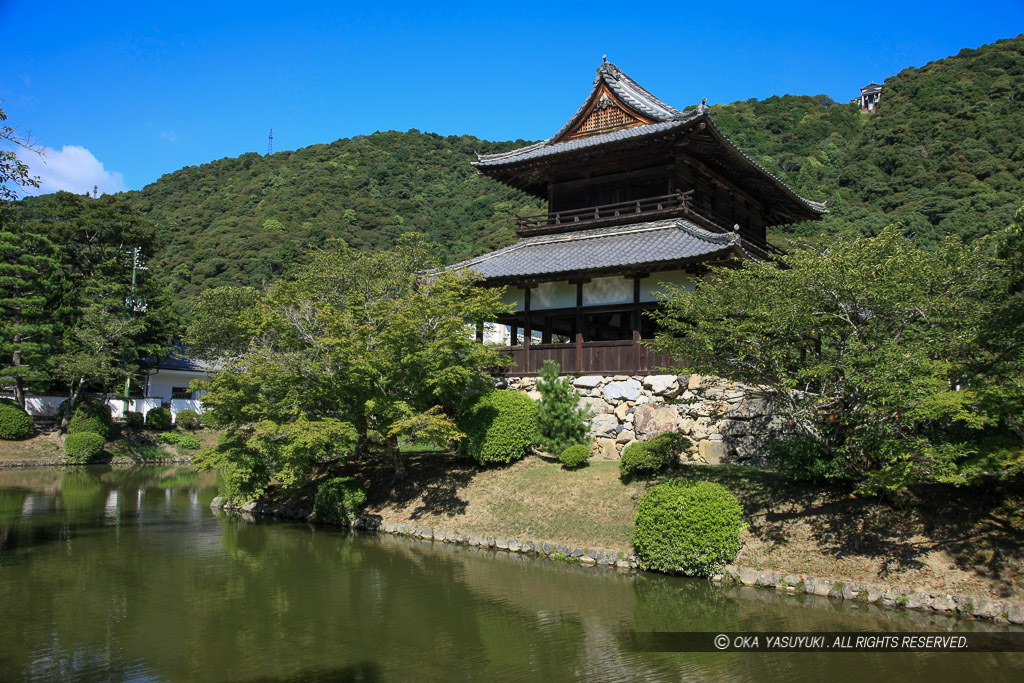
[0,456,193,468]
[221,498,1024,627]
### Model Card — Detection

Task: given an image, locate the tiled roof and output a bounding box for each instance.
[474,117,698,167]
[452,218,751,281]
[473,60,826,217]
[147,344,218,373]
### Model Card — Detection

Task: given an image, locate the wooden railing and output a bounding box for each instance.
[494,339,675,376]
[514,191,694,236]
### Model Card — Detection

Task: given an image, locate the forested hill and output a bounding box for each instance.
[128,134,544,297]
[715,34,1024,243]
[125,35,1023,295]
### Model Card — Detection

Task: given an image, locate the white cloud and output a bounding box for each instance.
[24,145,127,196]
[159,130,178,143]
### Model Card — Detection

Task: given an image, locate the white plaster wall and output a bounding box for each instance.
[642,269,696,302]
[147,371,208,403]
[482,322,510,345]
[171,399,204,421]
[584,276,633,306]
[500,287,524,311]
[531,281,576,310]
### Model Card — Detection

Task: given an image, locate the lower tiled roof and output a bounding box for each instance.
[452,219,747,281]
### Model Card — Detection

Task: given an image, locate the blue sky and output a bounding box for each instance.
[2,1,1022,195]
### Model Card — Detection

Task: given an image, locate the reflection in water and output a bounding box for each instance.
[0,466,1021,682]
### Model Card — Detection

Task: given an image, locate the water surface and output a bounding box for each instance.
[0,466,1021,681]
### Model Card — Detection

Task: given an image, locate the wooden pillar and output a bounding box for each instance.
[511,324,518,346]
[575,280,584,374]
[523,288,532,374]
[542,316,552,344]
[630,274,647,374]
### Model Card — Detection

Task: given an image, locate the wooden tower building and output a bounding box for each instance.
[456,59,826,376]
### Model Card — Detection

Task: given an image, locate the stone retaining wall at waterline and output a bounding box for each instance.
[218,499,1024,626]
[502,373,783,462]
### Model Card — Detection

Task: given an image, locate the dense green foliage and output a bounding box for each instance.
[0,398,32,440]
[459,390,539,466]
[619,432,691,478]
[123,410,144,428]
[2,192,178,420]
[534,361,592,453]
[66,399,114,441]
[159,430,200,451]
[145,407,172,431]
[128,132,543,296]
[558,443,591,469]
[767,435,845,483]
[633,480,744,577]
[313,476,368,525]
[174,409,201,430]
[190,235,509,500]
[63,432,106,463]
[652,221,1024,493]
[714,36,1024,245]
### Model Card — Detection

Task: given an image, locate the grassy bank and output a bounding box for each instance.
[0,425,219,464]
[337,451,1024,603]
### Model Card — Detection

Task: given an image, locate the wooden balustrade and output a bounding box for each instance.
[494,339,674,376]
[514,191,693,236]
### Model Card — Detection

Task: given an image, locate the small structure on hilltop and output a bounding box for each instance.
[857,83,884,112]
[454,59,826,376]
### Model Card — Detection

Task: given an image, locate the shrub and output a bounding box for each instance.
[559,443,592,469]
[767,435,845,483]
[123,410,144,428]
[458,390,538,465]
[67,399,114,441]
[174,409,202,430]
[633,480,744,577]
[158,431,182,445]
[176,434,201,451]
[145,407,172,431]
[0,399,34,440]
[619,432,691,478]
[534,361,591,452]
[313,476,367,525]
[64,432,106,463]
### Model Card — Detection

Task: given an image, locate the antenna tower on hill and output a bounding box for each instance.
[268,128,274,155]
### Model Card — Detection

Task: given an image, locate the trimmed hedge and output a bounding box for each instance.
[619,432,691,478]
[145,407,172,431]
[633,480,744,577]
[459,390,538,465]
[313,477,367,525]
[123,410,145,428]
[559,443,592,469]
[64,432,106,463]
[67,400,114,441]
[174,409,201,430]
[0,399,34,440]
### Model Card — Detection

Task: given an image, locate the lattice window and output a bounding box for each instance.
[574,103,639,136]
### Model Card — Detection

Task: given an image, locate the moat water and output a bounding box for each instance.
[0,466,1021,681]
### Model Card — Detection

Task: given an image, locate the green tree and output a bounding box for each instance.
[188,234,511,501]
[534,360,591,453]
[0,228,60,406]
[13,192,178,425]
[650,225,1013,493]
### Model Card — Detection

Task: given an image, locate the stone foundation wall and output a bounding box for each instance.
[503,373,786,464]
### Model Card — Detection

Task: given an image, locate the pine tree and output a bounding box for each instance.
[0,222,60,407]
[534,360,592,453]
